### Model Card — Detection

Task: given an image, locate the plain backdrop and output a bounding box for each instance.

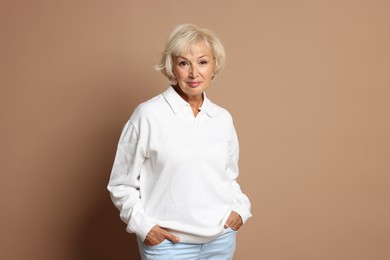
[1,0,389,259]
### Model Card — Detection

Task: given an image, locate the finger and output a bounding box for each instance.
[231,222,241,231]
[163,230,181,243]
[230,216,243,230]
[224,218,231,228]
[229,220,237,230]
[224,218,233,229]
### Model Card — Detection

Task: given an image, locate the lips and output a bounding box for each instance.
[187,81,201,88]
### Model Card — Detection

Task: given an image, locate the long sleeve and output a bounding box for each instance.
[107,120,155,241]
[228,125,253,224]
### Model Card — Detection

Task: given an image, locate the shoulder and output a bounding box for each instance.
[130,93,164,118]
[208,99,234,122]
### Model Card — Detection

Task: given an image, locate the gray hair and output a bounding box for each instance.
[156,24,226,81]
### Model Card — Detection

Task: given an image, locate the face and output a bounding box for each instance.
[172,41,215,100]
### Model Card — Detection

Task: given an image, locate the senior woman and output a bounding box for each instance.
[108,24,252,259]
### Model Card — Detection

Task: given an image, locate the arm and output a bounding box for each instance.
[225,125,252,229]
[107,121,155,242]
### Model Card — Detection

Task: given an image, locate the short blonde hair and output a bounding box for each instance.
[156,24,226,81]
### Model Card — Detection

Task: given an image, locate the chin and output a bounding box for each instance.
[187,87,204,95]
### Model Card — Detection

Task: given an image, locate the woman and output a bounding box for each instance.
[108,24,252,259]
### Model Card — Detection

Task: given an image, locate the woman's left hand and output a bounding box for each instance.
[224,211,243,231]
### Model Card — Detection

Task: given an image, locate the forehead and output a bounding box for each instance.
[178,41,213,58]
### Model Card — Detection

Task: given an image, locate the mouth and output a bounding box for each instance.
[187,81,201,88]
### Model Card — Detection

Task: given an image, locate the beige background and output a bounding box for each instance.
[1,0,389,259]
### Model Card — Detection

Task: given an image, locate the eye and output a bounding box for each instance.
[199,60,208,66]
[179,61,189,67]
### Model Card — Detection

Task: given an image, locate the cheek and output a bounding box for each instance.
[173,68,186,80]
[205,69,214,80]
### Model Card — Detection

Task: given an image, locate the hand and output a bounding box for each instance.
[144,225,180,246]
[224,211,243,231]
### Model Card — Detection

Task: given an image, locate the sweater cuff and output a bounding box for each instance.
[128,217,155,242]
[127,204,156,242]
[232,205,252,224]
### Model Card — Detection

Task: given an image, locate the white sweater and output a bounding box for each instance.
[107,86,252,243]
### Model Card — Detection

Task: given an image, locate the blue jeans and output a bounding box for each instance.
[137,228,237,260]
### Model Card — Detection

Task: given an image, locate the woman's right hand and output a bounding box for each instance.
[144,225,181,246]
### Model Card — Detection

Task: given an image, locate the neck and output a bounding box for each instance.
[172,85,203,116]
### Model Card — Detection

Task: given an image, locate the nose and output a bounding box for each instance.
[189,65,198,78]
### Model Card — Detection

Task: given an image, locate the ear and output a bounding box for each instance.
[169,76,177,85]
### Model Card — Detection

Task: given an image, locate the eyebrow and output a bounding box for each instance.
[176,55,210,60]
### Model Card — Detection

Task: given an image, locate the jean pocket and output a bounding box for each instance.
[227,227,238,233]
[144,239,170,248]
